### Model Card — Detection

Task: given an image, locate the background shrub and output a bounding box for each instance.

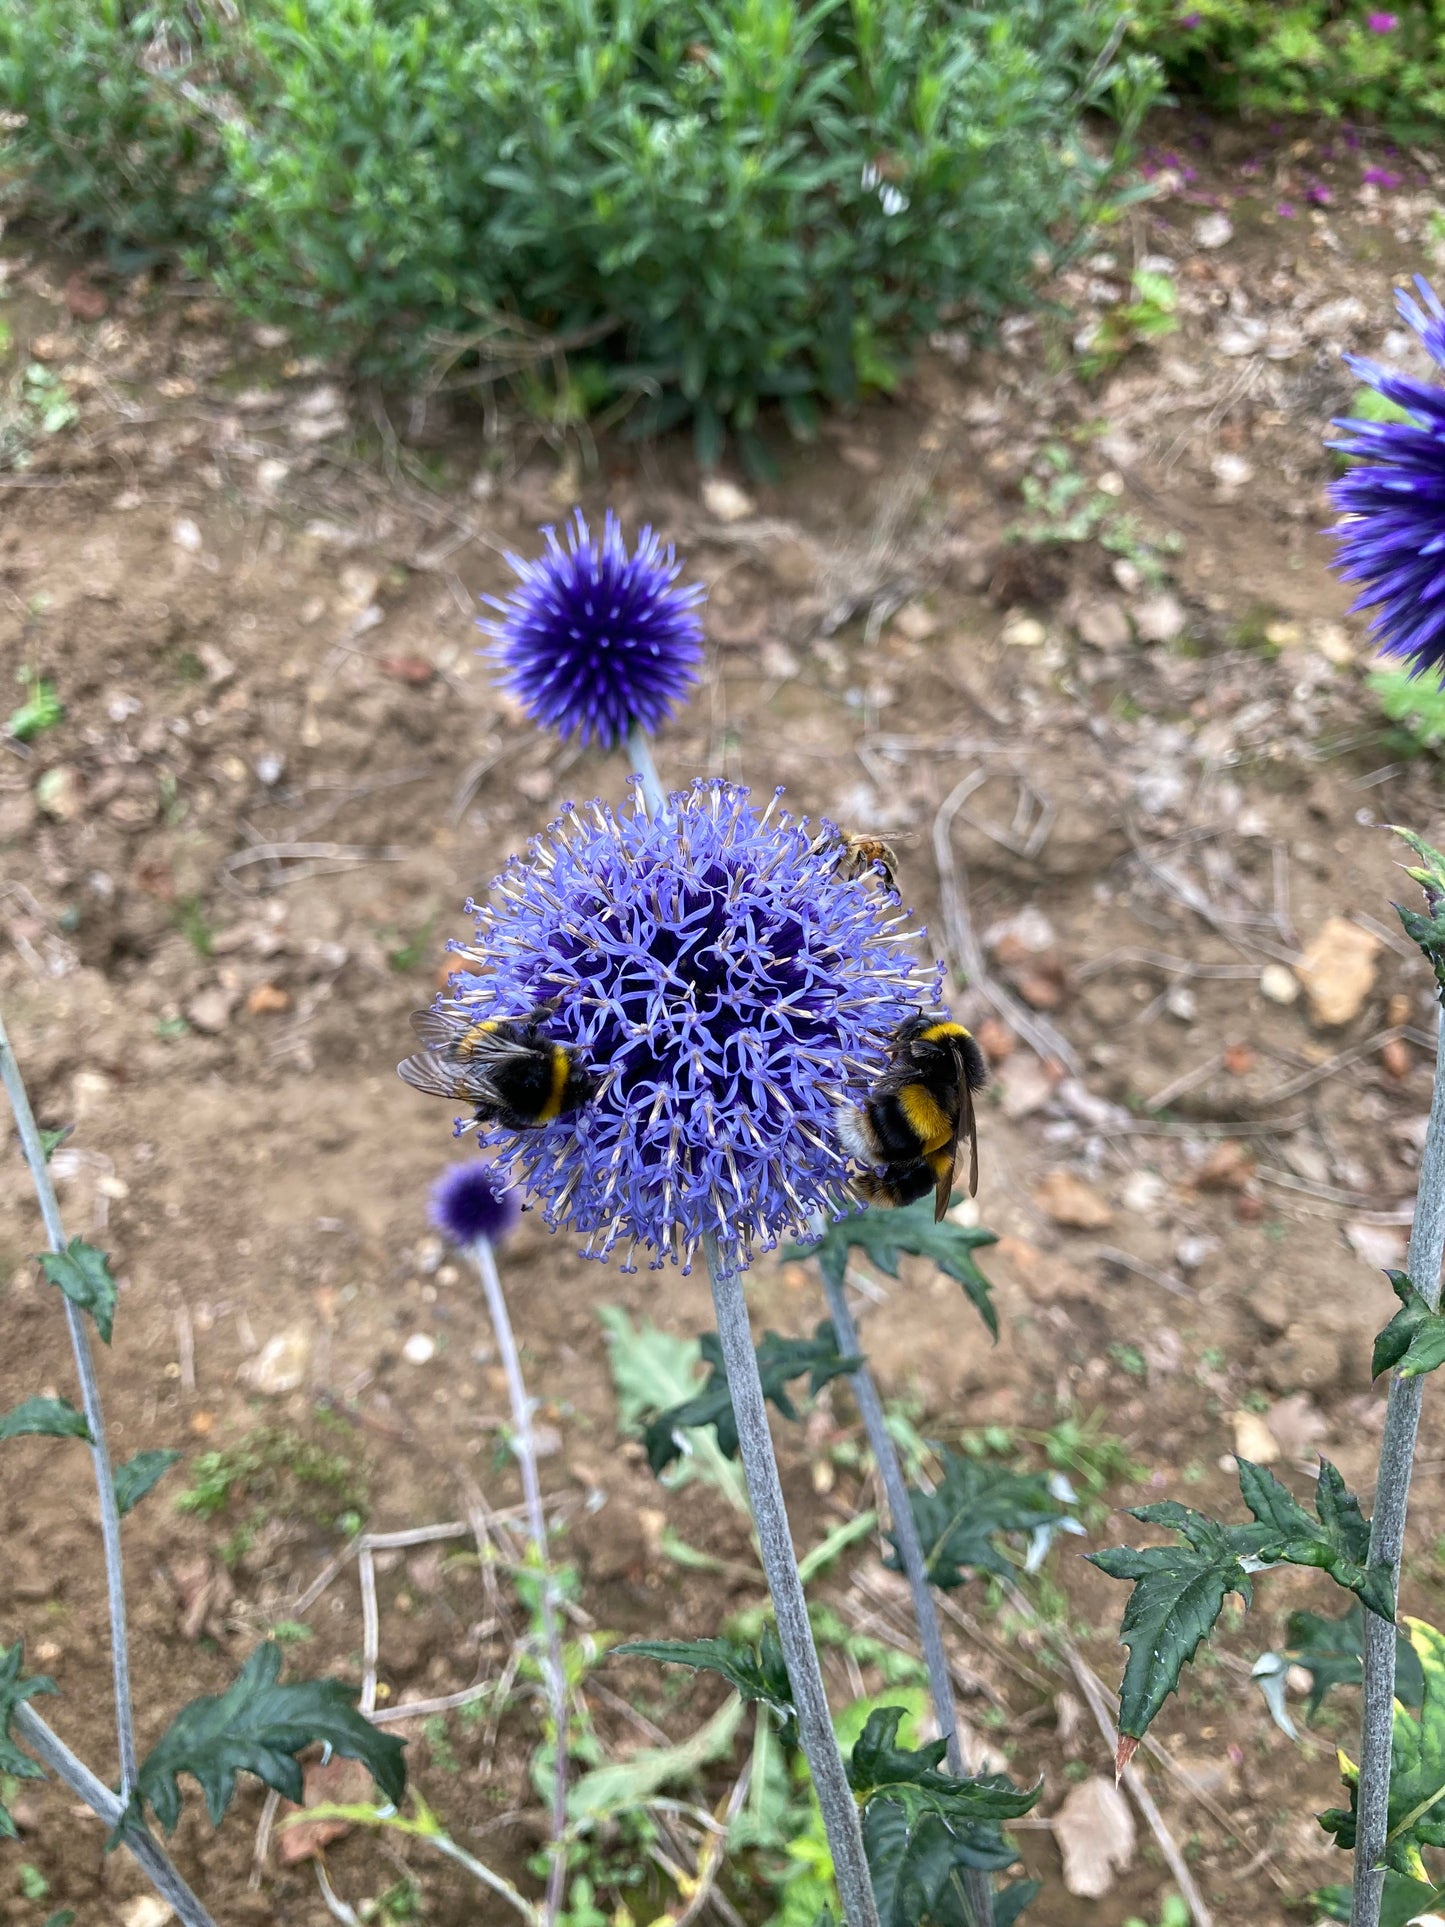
[1129,0,1445,128]
[0,0,1156,454]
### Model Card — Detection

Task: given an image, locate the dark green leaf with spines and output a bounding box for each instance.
[114,1449,183,1517]
[1392,826,1445,996]
[1320,1619,1445,1874]
[0,1396,90,1443]
[115,1640,405,1841]
[0,1642,58,1838]
[889,1451,1070,1591]
[613,1630,796,1744]
[787,1200,1000,1338]
[1373,1271,1445,1380]
[644,1322,859,1474]
[37,1238,117,1343]
[1286,1602,1423,1717]
[847,1707,1039,1823]
[1238,1457,1395,1623]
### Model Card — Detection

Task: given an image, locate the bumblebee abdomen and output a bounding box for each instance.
[896,1082,954,1154]
[854,1161,937,1210]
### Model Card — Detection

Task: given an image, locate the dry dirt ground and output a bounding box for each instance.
[4,113,1445,1927]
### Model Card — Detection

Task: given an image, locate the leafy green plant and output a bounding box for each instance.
[1371,666,1445,756]
[1129,0,1445,127]
[643,1323,859,1474]
[174,1423,367,1541]
[5,675,62,743]
[1076,266,1179,380]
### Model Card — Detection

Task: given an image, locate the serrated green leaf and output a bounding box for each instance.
[643,1322,859,1474]
[889,1451,1070,1591]
[847,1706,1038,1824]
[114,1449,182,1517]
[1380,1872,1445,1927]
[786,1199,1000,1340]
[0,1642,58,1837]
[1304,1885,1351,1924]
[37,1238,117,1344]
[1238,1458,1394,1621]
[115,1640,405,1841]
[1286,1602,1423,1718]
[598,1306,749,1513]
[0,1397,90,1443]
[1090,1502,1262,1743]
[567,1697,741,1822]
[613,1630,796,1743]
[1374,1271,1445,1380]
[1321,1618,1445,1872]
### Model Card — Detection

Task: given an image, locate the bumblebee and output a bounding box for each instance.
[811,828,901,896]
[398,1001,598,1129]
[836,1015,987,1219]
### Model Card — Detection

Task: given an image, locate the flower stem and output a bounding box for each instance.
[703,1234,879,1927]
[1354,1003,1445,1927]
[12,1702,218,1927]
[470,1236,570,1927]
[626,723,667,818]
[820,1268,995,1927]
[0,1005,138,1796]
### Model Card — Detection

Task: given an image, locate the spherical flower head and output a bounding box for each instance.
[1331,277,1445,678]
[441,781,938,1274]
[480,509,705,749]
[430,1160,522,1248]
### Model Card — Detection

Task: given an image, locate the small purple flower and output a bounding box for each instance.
[439,780,937,1273]
[1179,10,1202,26]
[1277,201,1297,219]
[1331,278,1445,677]
[481,510,705,750]
[1363,167,1403,190]
[1307,182,1334,206]
[431,1160,522,1248]
[1367,11,1398,31]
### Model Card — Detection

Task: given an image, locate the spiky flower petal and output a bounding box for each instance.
[430,1160,522,1248]
[481,510,705,748]
[1331,277,1445,676]
[438,780,938,1273]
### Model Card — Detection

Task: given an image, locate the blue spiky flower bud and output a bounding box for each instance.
[437,781,938,1274]
[1331,277,1445,678]
[481,509,705,748]
[430,1159,522,1249]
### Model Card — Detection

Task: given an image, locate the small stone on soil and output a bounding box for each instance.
[1034,1169,1113,1229]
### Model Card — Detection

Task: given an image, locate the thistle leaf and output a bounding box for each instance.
[37,1239,117,1344]
[889,1451,1072,1591]
[1373,1271,1445,1381]
[1238,1458,1395,1622]
[1321,1619,1445,1872]
[0,1397,90,1443]
[643,1322,859,1473]
[0,1642,58,1839]
[1285,1602,1423,1717]
[114,1449,183,1517]
[786,1199,1000,1339]
[614,1630,796,1743]
[115,1641,405,1841]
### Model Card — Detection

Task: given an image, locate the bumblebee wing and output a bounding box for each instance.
[931,1038,977,1219]
[398,1051,487,1102]
[409,1006,474,1050]
[959,1066,979,1202]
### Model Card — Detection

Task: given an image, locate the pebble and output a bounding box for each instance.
[1231,1409,1281,1465]
[1000,611,1047,649]
[240,1327,310,1396]
[185,986,239,1035]
[1193,211,1234,249]
[1071,595,1130,652]
[1259,963,1299,1006]
[1034,1169,1113,1230]
[700,476,754,523]
[171,517,203,553]
[1175,1233,1219,1273]
[120,1900,174,1927]
[1121,1169,1166,1214]
[1131,591,1186,644]
[1295,917,1380,1027]
[35,764,84,822]
[402,1332,436,1365]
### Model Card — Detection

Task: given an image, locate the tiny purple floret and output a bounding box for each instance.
[1331,277,1445,678]
[1367,11,1398,31]
[430,1160,522,1248]
[481,509,705,750]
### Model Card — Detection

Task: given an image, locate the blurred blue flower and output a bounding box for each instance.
[442,780,936,1273]
[430,1160,522,1248]
[1331,277,1445,676]
[481,509,705,748]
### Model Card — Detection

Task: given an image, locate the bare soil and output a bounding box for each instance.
[4,111,1445,1926]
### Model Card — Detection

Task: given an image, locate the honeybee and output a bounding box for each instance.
[837,1014,987,1219]
[812,828,901,895]
[398,1001,598,1129]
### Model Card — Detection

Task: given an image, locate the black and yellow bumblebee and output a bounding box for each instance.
[398,1000,599,1129]
[836,1015,987,1219]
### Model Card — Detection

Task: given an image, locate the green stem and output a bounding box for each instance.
[1354,1005,1445,1927]
[704,1235,879,1927]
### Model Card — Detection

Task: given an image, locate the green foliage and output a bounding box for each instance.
[1374,1270,1445,1380]
[1392,823,1445,1000]
[4,677,63,743]
[37,1125,72,1163]
[1076,267,1179,381]
[1285,1601,1423,1718]
[1124,1900,1190,1927]
[113,1448,183,1517]
[599,1307,748,1513]
[616,1631,797,1743]
[1,0,1159,453]
[0,1397,90,1443]
[174,1423,367,1546]
[890,1450,1072,1590]
[37,1238,117,1344]
[644,1322,859,1475]
[1092,1459,1393,1745]
[0,1643,56,1841]
[1372,668,1445,758]
[115,1639,406,1840]
[1129,0,1445,127]
[1321,1619,1445,1882]
[787,1199,1000,1339]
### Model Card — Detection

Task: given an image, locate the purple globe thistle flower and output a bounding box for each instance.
[481,510,705,749]
[430,1160,522,1248]
[437,780,937,1274]
[1331,278,1445,677]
